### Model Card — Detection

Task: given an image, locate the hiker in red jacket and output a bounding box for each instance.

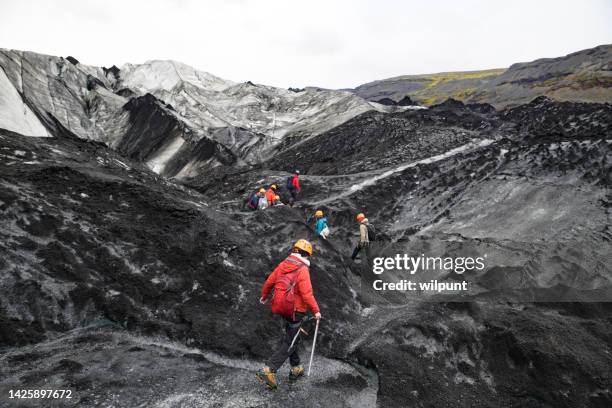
[265,184,278,206]
[256,239,321,389]
[287,170,301,206]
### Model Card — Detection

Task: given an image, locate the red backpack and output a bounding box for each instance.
[270,264,304,319]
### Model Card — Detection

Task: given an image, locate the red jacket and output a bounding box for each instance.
[292,175,301,191]
[265,188,276,205]
[261,254,319,314]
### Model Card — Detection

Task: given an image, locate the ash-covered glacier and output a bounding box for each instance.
[0,46,611,408]
[0,50,417,179]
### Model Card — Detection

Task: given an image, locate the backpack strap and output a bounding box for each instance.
[281,261,305,290]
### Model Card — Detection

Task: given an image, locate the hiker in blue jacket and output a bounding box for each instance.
[314,210,330,239]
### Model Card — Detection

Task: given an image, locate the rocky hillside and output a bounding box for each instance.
[352,44,612,107]
[0,46,611,407]
[0,127,370,407]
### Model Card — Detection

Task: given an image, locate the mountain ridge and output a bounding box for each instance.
[351,44,612,107]
[0,48,419,179]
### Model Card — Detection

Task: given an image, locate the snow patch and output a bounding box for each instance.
[147,136,185,174]
[120,60,233,93]
[0,67,49,137]
[454,372,475,385]
[235,284,246,305]
[113,159,130,170]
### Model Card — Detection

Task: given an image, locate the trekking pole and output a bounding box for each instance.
[288,326,301,351]
[288,316,313,351]
[307,318,320,376]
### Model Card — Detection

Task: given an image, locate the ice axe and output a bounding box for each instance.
[307,318,320,376]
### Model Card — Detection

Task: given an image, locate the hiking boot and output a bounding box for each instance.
[289,365,304,381]
[256,367,277,390]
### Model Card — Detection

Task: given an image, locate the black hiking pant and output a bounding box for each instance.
[351,245,361,260]
[268,313,305,372]
[289,189,298,205]
[351,242,369,260]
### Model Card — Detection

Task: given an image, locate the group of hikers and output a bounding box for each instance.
[248,185,283,210]
[255,181,375,390]
[247,170,332,241]
[248,170,301,210]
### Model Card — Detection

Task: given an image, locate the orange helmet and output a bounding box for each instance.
[315,210,323,217]
[293,239,313,256]
[356,213,366,222]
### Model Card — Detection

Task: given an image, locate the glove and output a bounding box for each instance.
[259,297,268,304]
[314,312,322,320]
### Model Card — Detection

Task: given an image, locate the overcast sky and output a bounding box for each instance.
[1,0,610,89]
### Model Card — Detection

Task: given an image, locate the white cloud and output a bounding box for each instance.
[0,0,610,88]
